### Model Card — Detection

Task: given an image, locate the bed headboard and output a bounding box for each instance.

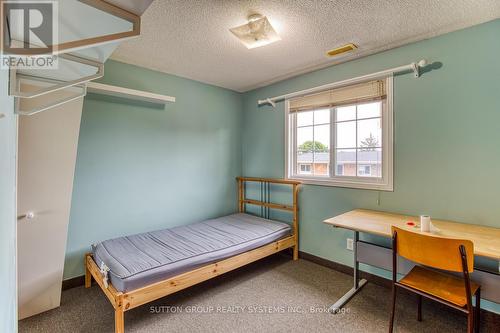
[236,177,301,239]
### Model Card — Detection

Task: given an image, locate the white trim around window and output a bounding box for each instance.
[284,75,394,191]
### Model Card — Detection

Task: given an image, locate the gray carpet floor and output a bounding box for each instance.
[20,255,471,333]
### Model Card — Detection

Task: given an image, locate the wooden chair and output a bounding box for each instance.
[389,226,480,333]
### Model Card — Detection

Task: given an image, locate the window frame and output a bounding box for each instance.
[284,76,394,191]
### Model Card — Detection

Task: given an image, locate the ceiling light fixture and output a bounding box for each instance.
[326,43,358,57]
[230,14,281,49]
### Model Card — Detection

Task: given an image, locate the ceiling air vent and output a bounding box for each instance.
[326,43,358,57]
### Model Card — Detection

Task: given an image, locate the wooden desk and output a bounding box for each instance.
[324,209,500,260]
[323,209,500,313]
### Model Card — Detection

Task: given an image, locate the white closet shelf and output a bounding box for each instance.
[87,82,176,104]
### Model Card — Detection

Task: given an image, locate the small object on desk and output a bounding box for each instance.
[406,221,415,226]
[420,215,431,232]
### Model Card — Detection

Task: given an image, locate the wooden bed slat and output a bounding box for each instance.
[236,176,302,185]
[242,199,294,212]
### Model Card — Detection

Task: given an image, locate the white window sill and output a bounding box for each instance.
[287,176,393,191]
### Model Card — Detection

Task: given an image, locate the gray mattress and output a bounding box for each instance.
[92,213,291,292]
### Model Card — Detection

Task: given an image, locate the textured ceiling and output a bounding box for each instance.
[111,0,500,92]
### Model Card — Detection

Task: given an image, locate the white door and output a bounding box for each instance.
[17,85,83,319]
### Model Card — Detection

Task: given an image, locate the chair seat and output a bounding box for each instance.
[399,266,480,307]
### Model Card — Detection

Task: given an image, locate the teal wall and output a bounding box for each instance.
[64,60,242,278]
[242,20,500,312]
[0,70,17,332]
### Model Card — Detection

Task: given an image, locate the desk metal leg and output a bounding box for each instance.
[329,231,367,314]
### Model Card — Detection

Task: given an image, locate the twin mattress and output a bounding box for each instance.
[92,213,291,292]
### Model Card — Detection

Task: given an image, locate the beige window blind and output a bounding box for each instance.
[289,80,386,112]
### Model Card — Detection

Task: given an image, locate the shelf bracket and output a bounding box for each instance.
[13,76,87,116]
[15,84,87,116]
[411,62,420,78]
[9,53,103,99]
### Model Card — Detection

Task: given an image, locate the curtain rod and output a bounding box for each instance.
[257,59,428,107]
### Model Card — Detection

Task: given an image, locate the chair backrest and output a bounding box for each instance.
[391,226,474,273]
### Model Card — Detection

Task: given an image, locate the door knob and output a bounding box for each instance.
[18,212,35,220]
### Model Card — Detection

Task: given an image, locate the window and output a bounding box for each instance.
[336,164,343,175]
[358,165,371,176]
[286,77,393,191]
[299,164,312,174]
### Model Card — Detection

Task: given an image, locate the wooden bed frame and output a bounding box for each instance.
[85,177,301,333]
